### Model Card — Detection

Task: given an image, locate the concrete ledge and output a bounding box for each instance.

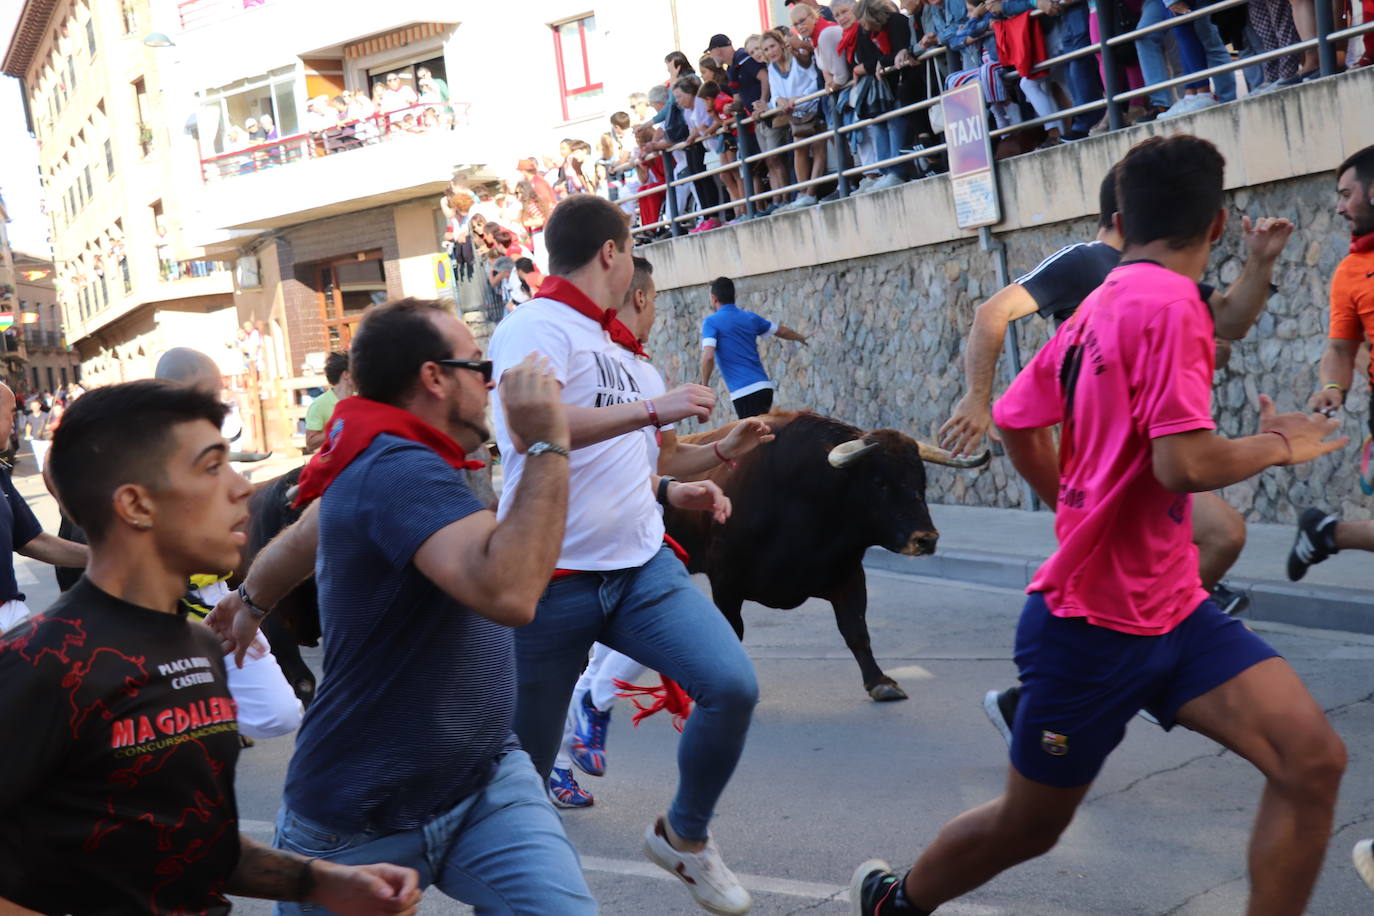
[864,546,1374,636]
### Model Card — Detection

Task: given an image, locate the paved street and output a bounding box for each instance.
[10,451,1374,914]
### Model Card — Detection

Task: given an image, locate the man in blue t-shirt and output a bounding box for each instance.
[209,299,594,914]
[699,276,810,418]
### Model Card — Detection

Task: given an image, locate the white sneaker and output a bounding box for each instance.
[788,193,818,210]
[1188,92,1219,113]
[855,175,879,192]
[643,818,752,915]
[867,173,905,192]
[1354,839,1374,892]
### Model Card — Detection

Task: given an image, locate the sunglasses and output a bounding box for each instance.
[437,359,493,383]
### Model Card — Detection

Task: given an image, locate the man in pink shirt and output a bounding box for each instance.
[850,136,1349,916]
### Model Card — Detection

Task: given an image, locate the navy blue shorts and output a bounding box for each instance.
[1009,592,1279,788]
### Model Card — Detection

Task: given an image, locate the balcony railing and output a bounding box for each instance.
[198,102,472,182]
[23,329,63,349]
[178,0,272,31]
[159,257,231,282]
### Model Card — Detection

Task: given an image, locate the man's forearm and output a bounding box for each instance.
[225,835,313,901]
[698,354,714,387]
[1319,345,1358,391]
[1211,256,1278,340]
[18,533,88,568]
[481,453,569,612]
[963,309,1012,405]
[659,442,726,478]
[564,402,655,449]
[244,501,321,608]
[1000,426,1059,508]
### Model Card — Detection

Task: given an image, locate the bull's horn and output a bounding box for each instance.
[828,439,880,468]
[917,441,991,469]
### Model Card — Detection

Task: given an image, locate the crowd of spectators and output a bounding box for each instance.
[442,0,1367,306]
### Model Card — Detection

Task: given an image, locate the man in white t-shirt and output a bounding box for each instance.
[488,195,757,916]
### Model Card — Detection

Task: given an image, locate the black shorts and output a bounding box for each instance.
[732,389,773,419]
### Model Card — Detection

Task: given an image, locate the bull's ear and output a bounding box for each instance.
[828,439,879,468]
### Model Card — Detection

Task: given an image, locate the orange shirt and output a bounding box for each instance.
[1329,248,1374,384]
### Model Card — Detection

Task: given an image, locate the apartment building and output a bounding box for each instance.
[11,249,80,397]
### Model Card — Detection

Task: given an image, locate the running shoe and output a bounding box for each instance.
[1354,839,1374,892]
[570,691,611,777]
[849,859,903,915]
[866,173,905,192]
[1360,435,1373,495]
[983,685,1020,747]
[1287,507,1340,582]
[1210,582,1250,617]
[548,766,594,808]
[643,817,751,915]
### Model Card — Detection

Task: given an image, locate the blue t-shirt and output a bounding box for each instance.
[0,472,41,602]
[702,303,778,398]
[283,435,510,833]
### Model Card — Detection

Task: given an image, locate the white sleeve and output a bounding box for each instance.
[762,321,778,337]
[227,634,303,739]
[701,337,717,348]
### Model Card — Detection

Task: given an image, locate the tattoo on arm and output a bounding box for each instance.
[225,835,315,902]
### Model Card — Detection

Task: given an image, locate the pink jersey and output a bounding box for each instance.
[992,261,1215,636]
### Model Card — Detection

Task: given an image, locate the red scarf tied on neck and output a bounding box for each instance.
[540,275,646,357]
[836,22,861,62]
[1352,231,1374,254]
[293,397,485,508]
[811,17,838,41]
[868,18,893,55]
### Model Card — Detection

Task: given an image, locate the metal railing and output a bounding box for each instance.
[198,101,472,181]
[608,2,1372,237]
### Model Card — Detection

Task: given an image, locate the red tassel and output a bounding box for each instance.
[613,675,694,732]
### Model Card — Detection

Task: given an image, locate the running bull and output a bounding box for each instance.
[665,410,988,702]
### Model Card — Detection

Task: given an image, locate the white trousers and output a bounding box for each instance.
[554,643,650,772]
[230,629,304,739]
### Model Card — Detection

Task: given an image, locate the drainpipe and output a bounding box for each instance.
[979,226,1039,512]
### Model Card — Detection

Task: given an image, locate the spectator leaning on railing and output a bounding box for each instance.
[1134,0,1238,120]
[990,0,1069,147]
[760,29,828,212]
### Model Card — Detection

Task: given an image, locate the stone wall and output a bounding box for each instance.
[647,172,1372,524]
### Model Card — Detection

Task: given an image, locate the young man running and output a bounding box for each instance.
[1288,145,1374,590]
[699,276,810,419]
[549,257,774,810]
[209,300,595,914]
[489,195,760,915]
[851,135,1348,916]
[0,380,420,915]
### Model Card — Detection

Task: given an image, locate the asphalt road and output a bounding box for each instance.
[219,566,1374,916]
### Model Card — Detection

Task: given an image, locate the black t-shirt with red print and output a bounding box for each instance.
[0,578,241,915]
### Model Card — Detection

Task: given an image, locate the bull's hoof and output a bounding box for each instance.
[867,681,908,702]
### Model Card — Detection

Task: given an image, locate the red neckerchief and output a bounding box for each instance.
[812,18,838,41]
[293,397,484,508]
[837,23,861,62]
[1352,231,1374,254]
[540,275,647,357]
[868,21,893,55]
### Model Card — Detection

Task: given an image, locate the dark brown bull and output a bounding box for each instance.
[665,410,987,701]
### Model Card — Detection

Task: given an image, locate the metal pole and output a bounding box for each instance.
[979,226,1039,511]
[663,148,683,237]
[736,119,758,219]
[1314,0,1337,75]
[1096,3,1125,131]
[829,94,850,199]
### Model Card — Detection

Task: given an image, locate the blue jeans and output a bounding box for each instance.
[272,749,595,915]
[1046,7,1104,132]
[1136,0,1238,107]
[514,545,758,843]
[867,113,911,178]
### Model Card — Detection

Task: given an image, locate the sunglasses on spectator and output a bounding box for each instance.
[437,359,493,383]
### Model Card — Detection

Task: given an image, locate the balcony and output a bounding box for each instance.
[23,329,64,351]
[194,103,475,232]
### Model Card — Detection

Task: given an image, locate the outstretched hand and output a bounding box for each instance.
[668,479,732,524]
[1241,215,1295,262]
[718,417,775,461]
[203,591,265,669]
[1259,394,1348,466]
[939,392,1001,457]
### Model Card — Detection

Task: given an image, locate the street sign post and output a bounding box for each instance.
[940,82,1001,229]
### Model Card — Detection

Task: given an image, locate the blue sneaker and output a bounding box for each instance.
[570,692,611,777]
[548,767,594,808]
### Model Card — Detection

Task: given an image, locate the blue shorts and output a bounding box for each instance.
[1009,592,1278,788]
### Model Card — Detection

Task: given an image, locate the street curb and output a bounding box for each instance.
[864,548,1374,636]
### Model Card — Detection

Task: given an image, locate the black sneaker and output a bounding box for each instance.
[1209,582,1250,617]
[982,685,1020,746]
[1287,507,1339,581]
[850,860,902,915]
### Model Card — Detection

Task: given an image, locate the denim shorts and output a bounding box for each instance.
[1009,592,1278,787]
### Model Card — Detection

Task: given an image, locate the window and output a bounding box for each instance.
[196,65,301,157]
[120,0,138,35]
[86,19,96,57]
[67,55,76,92]
[104,138,114,176]
[47,367,55,391]
[83,165,93,200]
[551,15,603,122]
[60,367,68,387]
[31,368,39,390]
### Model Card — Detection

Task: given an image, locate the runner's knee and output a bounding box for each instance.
[696,662,759,715]
[1270,721,1346,802]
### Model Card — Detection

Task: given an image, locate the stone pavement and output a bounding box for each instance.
[868,502,1374,636]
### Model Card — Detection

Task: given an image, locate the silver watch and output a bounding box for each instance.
[527,441,571,459]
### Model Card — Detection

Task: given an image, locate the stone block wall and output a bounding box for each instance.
[646,172,1371,524]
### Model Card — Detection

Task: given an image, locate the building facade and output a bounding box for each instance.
[11,250,80,398]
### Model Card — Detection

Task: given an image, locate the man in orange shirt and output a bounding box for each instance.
[1288,143,1374,584]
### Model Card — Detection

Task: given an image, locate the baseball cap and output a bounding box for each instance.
[707,34,732,50]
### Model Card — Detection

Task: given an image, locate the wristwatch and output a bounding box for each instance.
[656,475,677,506]
[527,441,571,459]
[238,583,270,621]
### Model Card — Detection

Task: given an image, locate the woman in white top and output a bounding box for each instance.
[757,29,827,211]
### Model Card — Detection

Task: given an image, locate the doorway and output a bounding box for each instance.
[312,251,387,351]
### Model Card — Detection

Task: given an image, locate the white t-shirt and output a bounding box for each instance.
[768,57,822,117]
[816,27,849,87]
[489,296,671,571]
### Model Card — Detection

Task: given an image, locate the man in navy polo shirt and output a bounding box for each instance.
[698,276,810,418]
